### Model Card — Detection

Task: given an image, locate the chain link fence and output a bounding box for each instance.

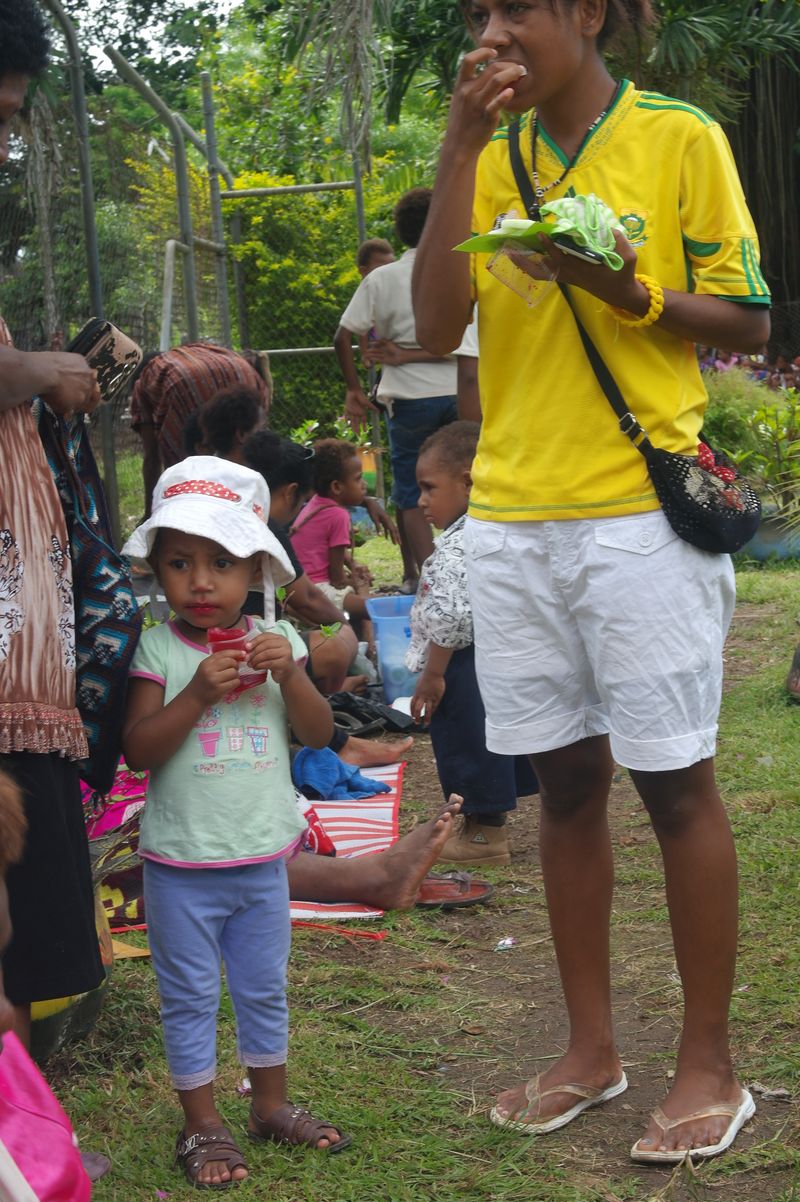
[771,301,800,360]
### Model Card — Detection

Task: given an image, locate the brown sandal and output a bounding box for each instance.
[174,1125,248,1190]
[248,1102,352,1153]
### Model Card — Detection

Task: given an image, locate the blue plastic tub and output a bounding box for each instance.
[365,595,416,621]
[739,515,800,562]
[366,596,419,703]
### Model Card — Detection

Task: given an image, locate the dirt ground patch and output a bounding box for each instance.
[723,600,784,686]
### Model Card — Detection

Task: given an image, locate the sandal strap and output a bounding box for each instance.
[651,1100,742,1134]
[250,1102,344,1148]
[424,871,472,892]
[175,1125,247,1175]
[524,1076,607,1106]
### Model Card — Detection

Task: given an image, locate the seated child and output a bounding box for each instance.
[121,456,350,1190]
[407,422,538,867]
[243,428,365,695]
[289,439,374,636]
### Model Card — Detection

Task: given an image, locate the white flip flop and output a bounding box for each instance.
[490,1071,628,1135]
[630,1089,756,1164]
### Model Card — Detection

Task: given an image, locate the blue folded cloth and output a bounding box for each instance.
[292,746,391,801]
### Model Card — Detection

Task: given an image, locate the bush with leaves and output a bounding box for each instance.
[702,368,767,458]
[226,160,408,434]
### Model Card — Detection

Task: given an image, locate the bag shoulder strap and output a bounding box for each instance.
[506,120,653,458]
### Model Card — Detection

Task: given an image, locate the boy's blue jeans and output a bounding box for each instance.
[144,859,291,1091]
[430,645,538,814]
[387,395,458,509]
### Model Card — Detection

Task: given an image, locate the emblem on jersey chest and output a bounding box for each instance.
[619,210,649,247]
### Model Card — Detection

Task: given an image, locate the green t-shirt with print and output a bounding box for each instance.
[129,617,307,866]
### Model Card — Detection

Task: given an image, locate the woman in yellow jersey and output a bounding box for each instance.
[413,0,770,1166]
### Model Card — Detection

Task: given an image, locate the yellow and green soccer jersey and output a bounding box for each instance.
[468,80,770,523]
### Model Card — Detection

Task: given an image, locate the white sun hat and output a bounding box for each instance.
[123,456,295,624]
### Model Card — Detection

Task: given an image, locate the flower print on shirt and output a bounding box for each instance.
[246,726,269,754]
[406,515,473,673]
[0,529,24,662]
[46,535,76,671]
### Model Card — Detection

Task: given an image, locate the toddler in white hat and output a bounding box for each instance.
[121,457,349,1188]
[124,455,295,624]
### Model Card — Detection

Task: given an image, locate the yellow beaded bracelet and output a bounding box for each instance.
[608,274,664,328]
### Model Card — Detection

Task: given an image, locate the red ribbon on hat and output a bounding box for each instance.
[163,480,241,501]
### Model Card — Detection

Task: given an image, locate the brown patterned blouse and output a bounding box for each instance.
[0,316,87,759]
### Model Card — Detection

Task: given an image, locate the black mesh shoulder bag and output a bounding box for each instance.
[507,120,761,555]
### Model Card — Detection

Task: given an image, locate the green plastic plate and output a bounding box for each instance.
[453,221,555,254]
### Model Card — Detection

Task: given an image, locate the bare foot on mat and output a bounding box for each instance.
[354,796,463,911]
[339,734,413,768]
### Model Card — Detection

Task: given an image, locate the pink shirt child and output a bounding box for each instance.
[290,495,351,585]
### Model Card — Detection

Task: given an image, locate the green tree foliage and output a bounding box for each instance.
[644,0,800,117]
[61,0,227,103]
[224,159,402,432]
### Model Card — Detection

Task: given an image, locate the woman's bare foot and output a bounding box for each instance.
[492,1048,623,1129]
[633,1066,744,1156]
[354,796,463,910]
[339,734,413,768]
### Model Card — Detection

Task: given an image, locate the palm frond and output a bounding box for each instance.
[278,0,393,164]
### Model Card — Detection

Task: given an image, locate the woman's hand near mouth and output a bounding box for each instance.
[444,47,528,161]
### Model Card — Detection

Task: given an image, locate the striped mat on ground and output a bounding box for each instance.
[290,762,403,922]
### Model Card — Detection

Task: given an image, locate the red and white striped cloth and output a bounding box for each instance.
[290,762,403,921]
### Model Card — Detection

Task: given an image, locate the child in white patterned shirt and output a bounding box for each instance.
[406,422,537,867]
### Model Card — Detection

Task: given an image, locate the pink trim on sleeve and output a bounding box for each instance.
[129,670,166,686]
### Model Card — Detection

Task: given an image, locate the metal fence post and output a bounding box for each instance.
[104,47,200,343]
[41,0,121,545]
[200,73,232,348]
[173,112,249,347]
[352,149,385,502]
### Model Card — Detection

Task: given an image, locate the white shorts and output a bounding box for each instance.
[464,511,735,772]
[316,581,355,609]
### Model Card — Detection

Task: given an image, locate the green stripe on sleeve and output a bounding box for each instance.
[683,237,722,257]
[718,295,771,306]
[743,238,769,296]
[634,100,713,125]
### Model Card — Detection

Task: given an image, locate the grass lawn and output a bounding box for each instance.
[46,540,800,1202]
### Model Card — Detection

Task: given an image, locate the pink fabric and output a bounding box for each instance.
[140,830,303,870]
[0,1032,91,1202]
[82,765,147,838]
[290,496,351,584]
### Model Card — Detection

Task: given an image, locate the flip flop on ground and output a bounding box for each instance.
[414,871,494,909]
[630,1089,755,1164]
[490,1072,628,1135]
